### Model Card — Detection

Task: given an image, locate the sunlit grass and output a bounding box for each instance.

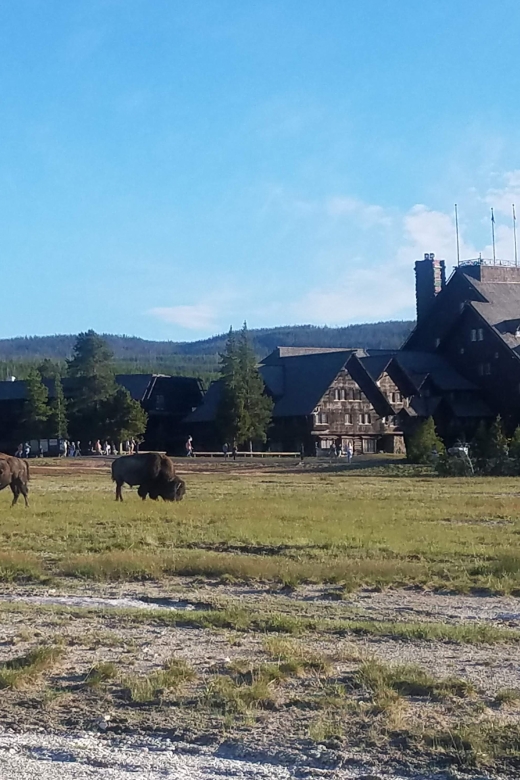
[0,462,520,590]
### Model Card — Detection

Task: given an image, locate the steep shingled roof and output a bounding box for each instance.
[261,349,359,417]
[392,352,476,392]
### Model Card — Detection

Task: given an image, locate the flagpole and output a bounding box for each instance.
[513,204,518,267]
[491,207,496,265]
[454,204,460,266]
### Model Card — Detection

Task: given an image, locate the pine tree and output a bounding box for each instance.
[21,368,50,439]
[509,426,520,460]
[48,377,68,439]
[216,328,240,443]
[67,331,116,439]
[406,417,444,464]
[471,420,489,462]
[101,387,148,445]
[216,324,273,449]
[488,415,509,459]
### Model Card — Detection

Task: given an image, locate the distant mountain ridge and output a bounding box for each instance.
[0,321,414,361]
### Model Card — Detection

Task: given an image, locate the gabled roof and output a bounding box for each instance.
[358,354,392,381]
[185,380,222,423]
[391,351,476,392]
[260,349,359,417]
[115,374,155,401]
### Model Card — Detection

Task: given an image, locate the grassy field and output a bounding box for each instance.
[1,458,520,775]
[0,457,520,592]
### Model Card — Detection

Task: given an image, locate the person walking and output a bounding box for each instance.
[185,436,193,457]
[222,443,229,459]
[346,441,353,464]
[232,442,237,461]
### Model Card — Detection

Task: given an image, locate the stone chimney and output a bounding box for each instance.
[415,253,446,322]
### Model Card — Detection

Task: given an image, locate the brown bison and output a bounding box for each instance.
[0,454,30,507]
[137,475,186,502]
[111,452,183,502]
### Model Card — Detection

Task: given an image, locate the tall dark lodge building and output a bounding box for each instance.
[188,253,520,454]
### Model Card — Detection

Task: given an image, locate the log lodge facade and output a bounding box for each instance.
[187,252,520,455]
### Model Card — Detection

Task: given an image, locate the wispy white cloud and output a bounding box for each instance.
[326,196,393,228]
[148,304,217,330]
[484,170,520,217]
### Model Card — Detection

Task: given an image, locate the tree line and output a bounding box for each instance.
[21,331,147,445]
[0,320,414,362]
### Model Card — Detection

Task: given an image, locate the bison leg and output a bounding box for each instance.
[115,481,123,501]
[20,484,29,507]
[10,483,20,507]
[137,484,148,501]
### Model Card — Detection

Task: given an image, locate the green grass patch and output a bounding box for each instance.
[0,467,518,592]
[85,661,118,687]
[426,721,520,768]
[356,659,474,701]
[123,656,196,703]
[0,645,64,689]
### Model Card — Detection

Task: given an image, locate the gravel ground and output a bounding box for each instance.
[1,581,519,778]
[0,730,500,780]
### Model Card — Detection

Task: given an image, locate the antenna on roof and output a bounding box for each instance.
[454,204,460,266]
[513,204,518,267]
[491,207,496,265]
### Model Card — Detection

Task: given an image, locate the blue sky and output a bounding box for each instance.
[2,1,520,340]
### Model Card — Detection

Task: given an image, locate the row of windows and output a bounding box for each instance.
[316,412,372,425]
[332,388,402,403]
[470,328,484,342]
[478,363,491,376]
[332,388,363,401]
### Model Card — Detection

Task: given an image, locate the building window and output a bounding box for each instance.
[460,347,465,355]
[391,392,402,403]
[155,394,165,411]
[484,363,491,375]
[470,329,477,341]
[434,337,441,348]
[359,413,371,425]
[477,328,484,341]
[333,389,340,401]
[340,388,346,400]
[317,412,328,424]
[344,413,352,425]
[494,351,499,359]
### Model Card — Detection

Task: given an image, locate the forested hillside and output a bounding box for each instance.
[0,321,414,383]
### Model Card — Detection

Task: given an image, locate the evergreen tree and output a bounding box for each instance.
[406,417,444,464]
[216,324,273,449]
[67,331,117,439]
[470,420,489,462]
[509,426,520,460]
[488,415,509,459]
[216,328,240,443]
[21,368,50,439]
[101,387,148,445]
[48,377,68,439]
[37,359,63,379]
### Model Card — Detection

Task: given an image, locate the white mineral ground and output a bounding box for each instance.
[0,581,518,779]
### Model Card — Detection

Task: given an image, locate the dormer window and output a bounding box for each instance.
[477,328,484,341]
[470,329,477,342]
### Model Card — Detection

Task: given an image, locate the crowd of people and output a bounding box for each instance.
[13,438,142,458]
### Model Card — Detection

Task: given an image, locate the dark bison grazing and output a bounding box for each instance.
[111,452,184,502]
[0,454,30,507]
[138,475,186,502]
